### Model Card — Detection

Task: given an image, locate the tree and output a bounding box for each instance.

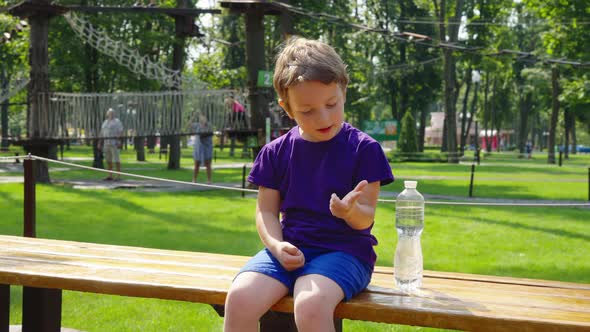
[399,110,418,153]
[433,0,465,162]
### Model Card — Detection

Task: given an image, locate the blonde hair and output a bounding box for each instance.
[273,37,348,111]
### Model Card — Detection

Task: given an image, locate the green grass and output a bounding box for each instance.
[3,146,588,201]
[1,182,588,331]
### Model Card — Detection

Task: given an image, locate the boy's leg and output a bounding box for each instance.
[293,274,344,332]
[224,271,288,332]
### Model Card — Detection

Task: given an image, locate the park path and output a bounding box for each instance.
[1,159,588,206]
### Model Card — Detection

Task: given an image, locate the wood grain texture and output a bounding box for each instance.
[0,235,589,331]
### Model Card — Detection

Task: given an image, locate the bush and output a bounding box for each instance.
[398,111,418,153]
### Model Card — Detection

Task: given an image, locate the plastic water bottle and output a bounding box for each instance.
[394,180,424,293]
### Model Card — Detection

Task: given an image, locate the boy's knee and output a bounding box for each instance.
[225,286,263,320]
[294,293,333,325]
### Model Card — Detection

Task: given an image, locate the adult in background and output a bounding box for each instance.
[525,141,533,159]
[98,108,124,181]
[192,113,214,184]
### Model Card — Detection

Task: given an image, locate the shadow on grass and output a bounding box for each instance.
[435,209,590,242]
[32,185,261,256]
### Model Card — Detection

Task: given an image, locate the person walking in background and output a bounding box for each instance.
[526,141,533,159]
[98,108,124,181]
[192,113,214,184]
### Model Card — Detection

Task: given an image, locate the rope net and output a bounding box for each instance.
[34,90,250,140]
[63,12,206,89]
[0,75,29,105]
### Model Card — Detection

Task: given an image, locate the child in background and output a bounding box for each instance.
[224,37,394,332]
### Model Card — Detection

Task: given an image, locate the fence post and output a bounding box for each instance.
[469,164,475,198]
[559,151,563,167]
[588,167,589,202]
[23,155,36,238]
[242,164,246,198]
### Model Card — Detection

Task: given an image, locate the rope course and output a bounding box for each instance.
[31,89,248,140]
[0,75,29,104]
[63,12,206,89]
[2,154,588,208]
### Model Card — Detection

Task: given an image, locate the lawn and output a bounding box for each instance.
[1,145,589,331]
[1,180,588,331]
[3,145,588,201]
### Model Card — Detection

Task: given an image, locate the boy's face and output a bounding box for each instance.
[280,81,345,142]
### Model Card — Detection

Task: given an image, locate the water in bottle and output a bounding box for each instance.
[394,180,424,293]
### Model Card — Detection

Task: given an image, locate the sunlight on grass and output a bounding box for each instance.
[1,146,589,331]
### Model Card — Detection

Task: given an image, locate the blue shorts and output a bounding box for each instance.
[237,247,373,301]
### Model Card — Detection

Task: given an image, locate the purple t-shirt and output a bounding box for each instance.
[247,122,394,268]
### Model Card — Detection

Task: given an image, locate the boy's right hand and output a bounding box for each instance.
[273,242,305,271]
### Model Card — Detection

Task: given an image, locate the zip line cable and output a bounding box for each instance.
[270,1,590,68]
[2,154,588,208]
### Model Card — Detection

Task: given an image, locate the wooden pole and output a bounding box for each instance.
[0,284,8,332]
[242,164,246,198]
[25,1,53,183]
[23,156,36,238]
[469,164,475,198]
[245,9,267,144]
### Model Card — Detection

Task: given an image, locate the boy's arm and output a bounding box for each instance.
[255,186,283,249]
[330,180,381,230]
[256,186,304,271]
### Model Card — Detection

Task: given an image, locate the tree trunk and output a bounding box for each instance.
[460,70,472,155]
[547,67,559,164]
[441,114,448,152]
[1,67,9,150]
[518,92,532,155]
[436,0,463,163]
[564,107,570,159]
[465,81,479,150]
[167,0,190,170]
[418,106,427,152]
[571,115,577,155]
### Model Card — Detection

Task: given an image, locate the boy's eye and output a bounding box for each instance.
[327,103,337,108]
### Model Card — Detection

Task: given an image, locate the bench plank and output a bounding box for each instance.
[0,235,589,332]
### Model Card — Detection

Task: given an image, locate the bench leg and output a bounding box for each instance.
[212,305,342,331]
[22,287,62,332]
[0,285,8,332]
[260,312,342,332]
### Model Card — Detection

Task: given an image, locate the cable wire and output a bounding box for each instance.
[4,154,589,207]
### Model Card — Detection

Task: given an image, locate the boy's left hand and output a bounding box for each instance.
[329,180,368,220]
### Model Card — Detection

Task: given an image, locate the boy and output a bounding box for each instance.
[224,37,394,332]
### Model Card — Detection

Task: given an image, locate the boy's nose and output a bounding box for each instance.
[316,109,331,123]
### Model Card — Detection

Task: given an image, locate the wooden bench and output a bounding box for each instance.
[1,235,589,332]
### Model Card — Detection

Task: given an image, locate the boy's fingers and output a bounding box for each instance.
[283,243,301,256]
[353,180,368,193]
[346,191,363,205]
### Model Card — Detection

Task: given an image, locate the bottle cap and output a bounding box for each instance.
[404,180,417,189]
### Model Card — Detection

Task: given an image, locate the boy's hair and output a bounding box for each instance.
[273,36,349,110]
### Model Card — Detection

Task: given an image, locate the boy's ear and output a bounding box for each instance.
[278,99,294,119]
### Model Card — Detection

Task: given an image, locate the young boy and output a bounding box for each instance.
[224,37,394,332]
